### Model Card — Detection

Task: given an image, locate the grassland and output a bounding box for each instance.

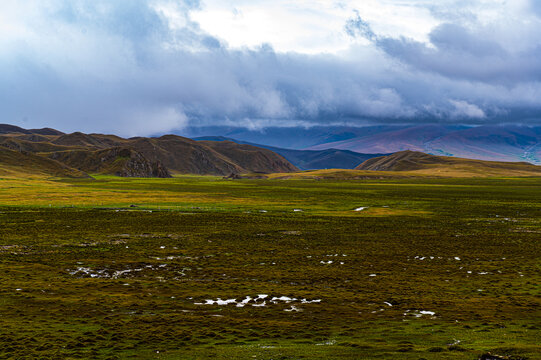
[0,175,540,359]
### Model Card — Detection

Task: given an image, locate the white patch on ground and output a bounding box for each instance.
[406,309,436,318]
[454,257,461,261]
[316,340,336,346]
[383,302,393,307]
[236,296,252,307]
[68,264,170,279]
[320,260,333,264]
[354,207,367,211]
[369,274,377,277]
[284,305,302,312]
[301,299,321,304]
[271,296,297,303]
[195,295,321,307]
[293,209,303,212]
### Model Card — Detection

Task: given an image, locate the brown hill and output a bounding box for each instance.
[0,147,89,178]
[198,140,299,174]
[356,150,541,176]
[0,125,298,177]
[0,124,31,134]
[52,132,123,149]
[48,147,171,178]
[125,135,243,175]
[0,136,80,153]
[12,134,53,142]
[48,132,299,175]
[0,124,64,136]
[122,135,299,175]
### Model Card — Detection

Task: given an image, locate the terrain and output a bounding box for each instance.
[0,147,89,179]
[181,124,541,164]
[0,125,298,178]
[0,175,539,359]
[354,150,541,177]
[194,136,388,170]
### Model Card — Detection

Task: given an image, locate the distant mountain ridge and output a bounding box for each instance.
[355,150,541,177]
[0,124,64,136]
[0,124,298,178]
[194,136,389,170]
[308,125,541,164]
[181,124,541,165]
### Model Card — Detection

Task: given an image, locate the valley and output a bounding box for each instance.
[0,175,539,359]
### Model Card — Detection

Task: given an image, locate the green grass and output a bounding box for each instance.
[0,175,540,359]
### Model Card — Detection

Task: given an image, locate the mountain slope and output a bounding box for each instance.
[194,136,388,170]
[427,125,541,163]
[124,136,244,175]
[309,125,468,152]
[48,147,171,178]
[198,140,299,173]
[190,124,541,165]
[52,132,124,149]
[0,136,80,153]
[307,125,541,165]
[0,125,299,177]
[0,147,89,178]
[181,125,405,149]
[356,150,541,177]
[0,124,64,136]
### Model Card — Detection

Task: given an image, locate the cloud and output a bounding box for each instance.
[0,0,541,136]
[377,22,541,84]
[345,11,376,41]
[449,100,486,119]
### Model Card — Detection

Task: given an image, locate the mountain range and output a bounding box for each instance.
[2,123,541,179]
[355,150,541,176]
[180,124,541,165]
[263,151,541,180]
[194,136,389,170]
[0,124,297,178]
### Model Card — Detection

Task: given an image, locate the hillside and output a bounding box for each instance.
[48,147,171,178]
[199,140,304,172]
[0,124,64,136]
[185,124,541,165]
[0,125,299,177]
[355,150,541,177]
[307,125,541,165]
[194,136,387,170]
[51,132,124,149]
[182,125,405,150]
[0,147,89,178]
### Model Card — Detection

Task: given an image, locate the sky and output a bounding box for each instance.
[1,0,541,136]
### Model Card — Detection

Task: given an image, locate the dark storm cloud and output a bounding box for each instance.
[1,1,541,136]
[377,23,541,84]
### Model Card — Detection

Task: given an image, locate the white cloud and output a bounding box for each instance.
[191,0,441,54]
[449,100,486,119]
[0,0,541,136]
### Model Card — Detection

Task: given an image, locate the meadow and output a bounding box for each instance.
[0,175,540,359]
